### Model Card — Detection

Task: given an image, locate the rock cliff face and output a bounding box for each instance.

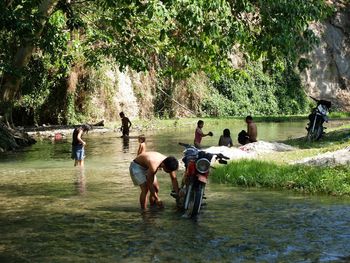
[301,2,350,111]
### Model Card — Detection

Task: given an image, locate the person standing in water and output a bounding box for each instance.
[218,128,233,147]
[194,120,213,148]
[137,135,146,156]
[71,124,91,167]
[246,115,257,143]
[129,152,180,210]
[119,112,132,137]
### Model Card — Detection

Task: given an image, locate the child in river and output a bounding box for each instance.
[218,128,233,147]
[194,120,213,148]
[137,135,146,156]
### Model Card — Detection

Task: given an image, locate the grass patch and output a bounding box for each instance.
[211,159,350,196]
[282,126,350,149]
[329,111,350,119]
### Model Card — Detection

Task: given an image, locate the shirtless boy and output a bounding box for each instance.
[119,112,132,137]
[129,152,179,210]
[246,115,257,143]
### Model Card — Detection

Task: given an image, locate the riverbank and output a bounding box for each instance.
[210,125,350,196]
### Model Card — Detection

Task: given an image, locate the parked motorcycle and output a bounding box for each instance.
[306,96,332,142]
[172,142,229,218]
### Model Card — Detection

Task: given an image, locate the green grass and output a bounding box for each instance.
[329,111,350,119]
[282,125,350,149]
[211,159,350,196]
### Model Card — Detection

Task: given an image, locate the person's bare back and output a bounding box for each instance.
[247,122,257,142]
[134,152,166,174]
[130,151,179,210]
[245,115,257,143]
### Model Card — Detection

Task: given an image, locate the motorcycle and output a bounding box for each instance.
[172,142,229,218]
[306,96,331,142]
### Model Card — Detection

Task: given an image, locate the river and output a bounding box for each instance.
[1,120,350,262]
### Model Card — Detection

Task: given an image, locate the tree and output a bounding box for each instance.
[0,0,60,125]
[0,0,332,124]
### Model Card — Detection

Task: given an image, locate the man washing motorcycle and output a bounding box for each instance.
[129,152,180,210]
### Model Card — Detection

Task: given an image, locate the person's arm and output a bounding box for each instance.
[77,130,86,146]
[169,171,179,194]
[137,145,142,156]
[246,124,251,138]
[146,169,162,206]
[128,118,132,129]
[218,136,222,146]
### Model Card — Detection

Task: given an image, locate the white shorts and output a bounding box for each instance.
[129,161,148,186]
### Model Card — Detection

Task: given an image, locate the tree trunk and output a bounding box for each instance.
[0,0,59,124]
[0,121,36,152]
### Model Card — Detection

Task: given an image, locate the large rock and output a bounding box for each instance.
[301,2,350,111]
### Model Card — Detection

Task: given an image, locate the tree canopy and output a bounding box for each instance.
[0,0,332,123]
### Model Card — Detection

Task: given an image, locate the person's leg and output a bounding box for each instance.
[139,183,149,210]
[150,176,159,206]
[76,147,85,167]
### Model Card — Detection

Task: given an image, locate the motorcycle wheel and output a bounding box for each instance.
[307,115,320,142]
[307,124,324,142]
[184,182,205,218]
[315,125,324,140]
[307,128,317,142]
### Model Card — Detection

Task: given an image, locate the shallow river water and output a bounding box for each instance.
[1,120,350,262]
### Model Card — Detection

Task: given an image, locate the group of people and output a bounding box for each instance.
[194,116,258,148]
[70,112,258,210]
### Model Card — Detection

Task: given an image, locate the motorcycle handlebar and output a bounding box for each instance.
[309,95,319,102]
[178,142,193,148]
[178,142,229,162]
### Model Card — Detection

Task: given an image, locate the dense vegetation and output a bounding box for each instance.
[0,0,332,126]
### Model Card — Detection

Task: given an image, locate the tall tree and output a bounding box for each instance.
[0,0,59,125]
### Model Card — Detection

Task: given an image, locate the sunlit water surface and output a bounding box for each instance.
[1,120,350,262]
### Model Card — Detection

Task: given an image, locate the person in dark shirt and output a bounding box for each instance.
[71,124,91,167]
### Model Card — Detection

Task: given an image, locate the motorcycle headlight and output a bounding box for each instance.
[196,158,211,174]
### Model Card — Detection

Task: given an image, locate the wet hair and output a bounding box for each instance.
[162,156,179,172]
[246,115,253,121]
[119,112,125,117]
[81,124,92,132]
[138,135,146,143]
[223,128,230,137]
[197,120,204,126]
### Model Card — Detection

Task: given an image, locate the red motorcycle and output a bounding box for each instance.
[172,143,229,218]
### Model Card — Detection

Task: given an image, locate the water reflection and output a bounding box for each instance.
[122,136,130,153]
[74,167,86,195]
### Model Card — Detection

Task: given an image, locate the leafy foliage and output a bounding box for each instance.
[0,0,333,124]
[202,61,308,116]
